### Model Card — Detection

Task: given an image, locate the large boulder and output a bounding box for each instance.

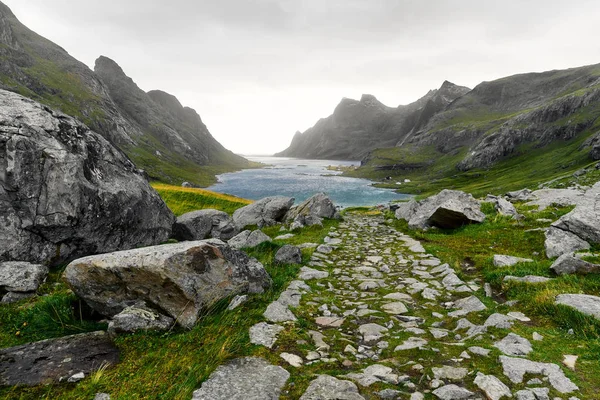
[555,294,600,320]
[551,182,600,245]
[64,239,272,328]
[0,331,119,386]
[0,261,48,303]
[173,209,238,241]
[397,190,485,230]
[544,227,590,258]
[550,253,600,275]
[233,196,294,229]
[286,193,338,221]
[0,90,174,265]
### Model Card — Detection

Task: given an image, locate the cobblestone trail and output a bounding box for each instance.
[193,213,582,400]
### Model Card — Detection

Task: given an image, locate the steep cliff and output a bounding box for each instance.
[0,1,249,186]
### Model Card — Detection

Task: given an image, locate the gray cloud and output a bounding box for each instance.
[4,0,600,154]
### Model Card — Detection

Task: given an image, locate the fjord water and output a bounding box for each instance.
[206,156,409,208]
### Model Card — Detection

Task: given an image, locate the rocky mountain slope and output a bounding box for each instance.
[275,81,470,160]
[0,1,249,186]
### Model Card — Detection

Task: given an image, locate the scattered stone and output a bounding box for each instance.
[494,333,533,356]
[274,245,302,264]
[315,317,345,327]
[448,296,487,317]
[377,388,402,400]
[0,261,49,293]
[474,373,512,400]
[64,240,271,329]
[107,303,174,334]
[358,323,388,343]
[1,291,35,304]
[300,375,365,400]
[94,394,111,400]
[228,230,272,249]
[191,357,289,400]
[493,255,534,267]
[499,355,579,393]
[227,295,248,310]
[316,244,334,254]
[309,330,330,351]
[432,384,475,400]
[507,311,530,322]
[562,355,578,371]
[173,209,238,241]
[432,366,468,380]
[280,352,303,367]
[345,364,400,386]
[494,197,521,218]
[264,301,297,323]
[555,294,600,320]
[275,233,295,240]
[504,275,552,284]
[381,301,408,314]
[67,372,85,383]
[249,322,284,348]
[533,332,544,341]
[394,337,428,351]
[550,253,600,275]
[299,266,329,280]
[0,331,119,386]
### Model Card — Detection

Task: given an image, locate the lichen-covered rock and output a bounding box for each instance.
[550,253,600,275]
[545,227,590,258]
[0,90,174,265]
[300,375,365,400]
[286,193,339,222]
[107,302,174,334]
[64,239,271,328]
[555,294,600,320]
[173,209,238,241]
[233,196,294,229]
[228,230,271,249]
[274,245,302,264]
[396,190,485,229]
[0,331,119,386]
[0,261,48,292]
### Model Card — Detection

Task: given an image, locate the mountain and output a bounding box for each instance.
[0,1,250,186]
[275,81,471,160]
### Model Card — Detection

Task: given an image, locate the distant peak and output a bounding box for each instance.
[360,94,378,102]
[94,55,126,76]
[0,2,16,18]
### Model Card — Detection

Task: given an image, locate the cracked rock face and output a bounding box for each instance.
[0,89,174,265]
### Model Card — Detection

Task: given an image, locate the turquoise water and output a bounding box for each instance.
[206,156,409,208]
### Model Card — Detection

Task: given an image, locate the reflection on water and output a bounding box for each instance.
[205,156,410,208]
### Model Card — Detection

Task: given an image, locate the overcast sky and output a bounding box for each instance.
[5,0,600,155]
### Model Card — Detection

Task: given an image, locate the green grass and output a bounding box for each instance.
[151,183,252,216]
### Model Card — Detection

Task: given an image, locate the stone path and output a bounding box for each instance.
[193,213,583,400]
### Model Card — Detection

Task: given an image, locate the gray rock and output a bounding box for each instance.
[280,352,303,367]
[432,384,475,400]
[228,230,272,249]
[550,253,600,275]
[274,245,302,264]
[503,275,551,284]
[227,294,248,310]
[552,183,600,244]
[1,291,36,304]
[473,373,511,400]
[291,214,324,230]
[173,209,238,241]
[515,390,536,400]
[432,366,469,380]
[0,331,119,386]
[358,323,388,343]
[249,322,284,348]
[191,357,290,400]
[394,199,419,221]
[0,261,48,292]
[524,188,586,210]
[493,255,534,267]
[274,233,295,240]
[64,240,271,328]
[499,355,578,393]
[506,188,534,201]
[494,197,520,218]
[232,196,294,229]
[469,346,491,357]
[394,337,428,351]
[448,296,487,317]
[555,294,600,320]
[299,266,329,280]
[344,364,400,387]
[484,313,515,329]
[107,303,174,334]
[286,193,339,222]
[94,394,111,400]
[263,301,297,323]
[544,227,590,258]
[404,190,485,230]
[0,90,174,265]
[494,333,533,356]
[300,375,365,400]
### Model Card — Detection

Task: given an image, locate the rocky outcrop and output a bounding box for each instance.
[0,331,119,386]
[233,196,294,229]
[396,190,485,229]
[276,82,470,160]
[173,209,238,241]
[64,240,272,328]
[0,90,174,265]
